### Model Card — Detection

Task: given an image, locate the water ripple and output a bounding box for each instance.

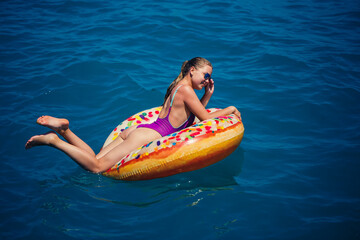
[1,0,360,239]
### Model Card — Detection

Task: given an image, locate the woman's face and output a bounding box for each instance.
[191,65,213,90]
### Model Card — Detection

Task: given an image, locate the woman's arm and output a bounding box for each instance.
[182,85,241,121]
[200,79,214,108]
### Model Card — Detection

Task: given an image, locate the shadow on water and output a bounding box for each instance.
[69,147,246,207]
[141,147,246,191]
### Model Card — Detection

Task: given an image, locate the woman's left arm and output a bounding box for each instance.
[200,79,214,107]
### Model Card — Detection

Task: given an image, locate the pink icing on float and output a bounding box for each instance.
[102,107,244,181]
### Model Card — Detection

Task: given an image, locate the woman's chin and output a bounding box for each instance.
[199,84,207,90]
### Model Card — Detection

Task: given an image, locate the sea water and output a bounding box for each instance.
[1,0,359,239]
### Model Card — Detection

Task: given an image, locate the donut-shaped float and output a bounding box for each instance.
[102,107,244,181]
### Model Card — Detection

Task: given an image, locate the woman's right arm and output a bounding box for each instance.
[182,86,241,121]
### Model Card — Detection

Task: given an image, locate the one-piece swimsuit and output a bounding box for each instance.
[137,85,195,137]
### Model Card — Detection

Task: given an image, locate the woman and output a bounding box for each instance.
[25,57,241,173]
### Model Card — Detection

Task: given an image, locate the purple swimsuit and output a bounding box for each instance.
[137,85,195,137]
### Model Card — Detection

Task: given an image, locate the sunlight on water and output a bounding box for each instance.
[1,0,359,239]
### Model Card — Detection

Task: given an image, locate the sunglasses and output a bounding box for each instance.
[204,73,211,80]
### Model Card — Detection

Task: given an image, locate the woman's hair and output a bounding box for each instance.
[163,57,212,105]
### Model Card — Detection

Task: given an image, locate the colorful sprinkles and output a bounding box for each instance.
[107,107,241,170]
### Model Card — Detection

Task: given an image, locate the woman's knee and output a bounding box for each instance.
[92,156,112,173]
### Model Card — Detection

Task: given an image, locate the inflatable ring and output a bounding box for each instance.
[102,107,244,181]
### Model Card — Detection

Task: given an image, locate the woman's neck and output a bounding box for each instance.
[179,75,192,88]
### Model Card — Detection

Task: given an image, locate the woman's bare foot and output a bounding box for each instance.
[25,131,59,149]
[37,116,69,134]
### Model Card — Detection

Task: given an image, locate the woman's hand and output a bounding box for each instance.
[231,106,242,120]
[204,79,214,96]
[200,79,214,108]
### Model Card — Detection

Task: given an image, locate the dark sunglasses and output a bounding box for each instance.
[204,73,211,80]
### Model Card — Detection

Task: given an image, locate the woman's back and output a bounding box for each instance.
[159,84,194,129]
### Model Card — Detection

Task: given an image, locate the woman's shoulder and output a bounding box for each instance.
[177,84,194,95]
[175,84,197,103]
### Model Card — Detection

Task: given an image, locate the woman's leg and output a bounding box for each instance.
[25,131,103,172]
[97,128,161,169]
[25,128,161,173]
[37,116,95,156]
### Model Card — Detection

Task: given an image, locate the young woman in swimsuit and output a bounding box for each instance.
[25,57,241,173]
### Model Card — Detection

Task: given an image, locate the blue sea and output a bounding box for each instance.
[1,0,360,239]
